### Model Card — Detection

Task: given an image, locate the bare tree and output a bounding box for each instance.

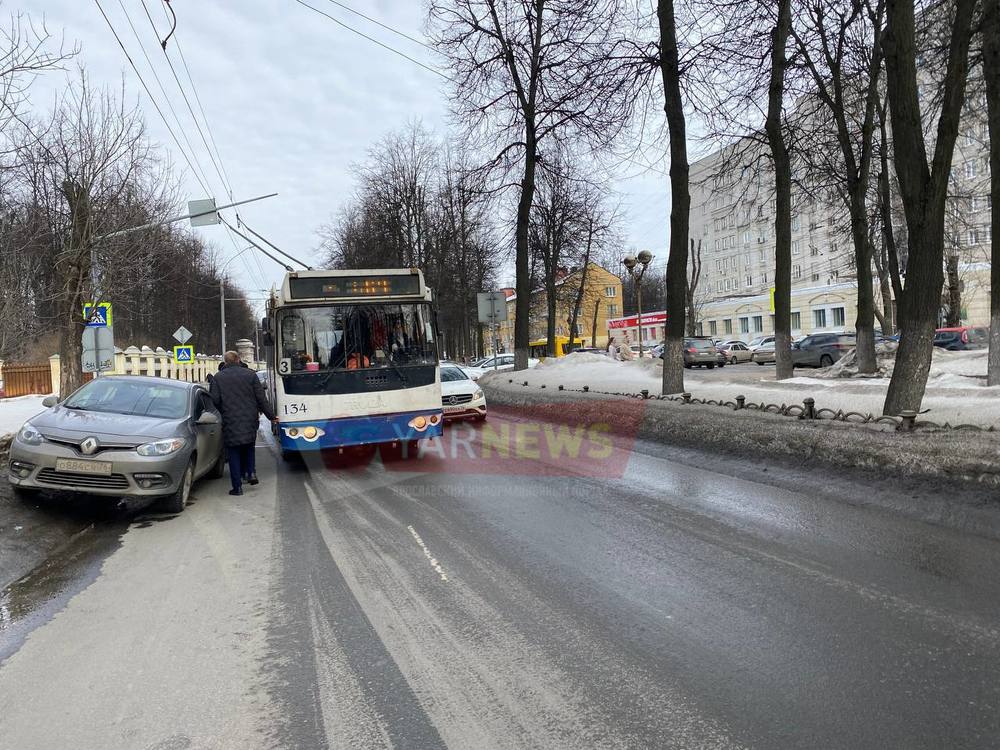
[881,0,977,414]
[430,0,637,370]
[658,0,692,394]
[791,0,886,374]
[765,0,795,381]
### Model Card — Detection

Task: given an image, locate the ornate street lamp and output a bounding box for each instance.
[623,250,654,357]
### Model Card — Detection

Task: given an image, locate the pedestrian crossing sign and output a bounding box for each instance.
[83,301,113,328]
[173,345,194,364]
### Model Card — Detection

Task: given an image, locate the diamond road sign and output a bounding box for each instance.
[173,326,193,344]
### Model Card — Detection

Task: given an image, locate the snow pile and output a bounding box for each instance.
[0,395,52,437]
[484,351,1000,428]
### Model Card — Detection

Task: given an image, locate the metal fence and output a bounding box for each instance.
[504,379,995,433]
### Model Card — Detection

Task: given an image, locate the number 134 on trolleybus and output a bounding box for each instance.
[262,269,444,459]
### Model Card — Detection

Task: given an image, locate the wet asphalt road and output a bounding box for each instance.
[1,420,1000,749]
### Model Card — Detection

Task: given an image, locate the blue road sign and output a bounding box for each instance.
[83,302,113,328]
[173,345,194,363]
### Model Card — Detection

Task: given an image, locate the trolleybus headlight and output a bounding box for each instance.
[428,414,441,426]
[283,425,325,442]
[408,416,429,432]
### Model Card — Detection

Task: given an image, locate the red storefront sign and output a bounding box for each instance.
[607,311,667,329]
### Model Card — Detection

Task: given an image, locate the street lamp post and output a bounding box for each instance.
[623,250,654,357]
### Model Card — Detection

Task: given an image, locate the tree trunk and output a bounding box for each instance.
[546,278,557,357]
[849,190,878,373]
[513,134,537,370]
[568,238,592,350]
[685,238,701,337]
[984,0,1000,385]
[765,0,794,382]
[658,0,690,395]
[945,254,962,327]
[58,181,91,397]
[591,297,600,348]
[882,0,975,414]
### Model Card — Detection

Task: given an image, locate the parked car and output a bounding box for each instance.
[933,326,988,351]
[682,337,720,368]
[440,365,487,421]
[748,335,776,352]
[751,341,777,365]
[753,333,856,367]
[718,341,753,364]
[7,376,225,513]
[792,333,856,368]
[461,354,539,381]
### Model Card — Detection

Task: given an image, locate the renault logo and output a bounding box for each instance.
[80,437,99,455]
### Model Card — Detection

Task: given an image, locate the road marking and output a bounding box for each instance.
[407,525,449,582]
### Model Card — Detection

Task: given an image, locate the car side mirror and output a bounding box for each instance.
[196,411,220,425]
[42,396,58,407]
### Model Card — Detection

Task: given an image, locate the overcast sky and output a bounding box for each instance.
[22,0,672,309]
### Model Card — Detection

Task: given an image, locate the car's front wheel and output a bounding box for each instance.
[160,459,193,514]
[820,354,834,368]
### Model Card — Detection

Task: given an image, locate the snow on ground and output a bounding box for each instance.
[482,350,1000,428]
[0,395,52,436]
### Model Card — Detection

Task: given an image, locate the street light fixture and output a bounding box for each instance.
[623,250,654,357]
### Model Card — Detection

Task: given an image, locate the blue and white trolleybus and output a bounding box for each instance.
[263,268,444,458]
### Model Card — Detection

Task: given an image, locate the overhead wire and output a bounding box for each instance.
[292,0,447,79]
[92,0,212,196]
[317,0,434,51]
[112,0,215,192]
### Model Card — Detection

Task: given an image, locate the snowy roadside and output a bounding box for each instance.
[0,394,52,439]
[484,351,1000,428]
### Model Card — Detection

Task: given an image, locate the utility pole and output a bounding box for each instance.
[220,278,226,354]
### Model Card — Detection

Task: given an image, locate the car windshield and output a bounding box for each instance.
[278,303,436,373]
[441,366,469,382]
[63,379,189,419]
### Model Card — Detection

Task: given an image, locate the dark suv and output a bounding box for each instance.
[792,333,855,368]
[933,326,988,351]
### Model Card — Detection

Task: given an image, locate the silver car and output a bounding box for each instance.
[7,376,225,513]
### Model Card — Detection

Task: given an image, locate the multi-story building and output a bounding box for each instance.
[495,263,622,353]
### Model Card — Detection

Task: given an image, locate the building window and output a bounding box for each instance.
[790,311,801,330]
[752,315,763,332]
[716,259,723,271]
[967,228,979,246]
[744,253,750,266]
[792,240,801,255]
[745,275,753,287]
[758,229,768,243]
[717,281,723,292]
[709,320,718,336]
[811,273,820,282]
[715,240,721,251]
[743,231,751,245]
[793,264,802,279]
[724,319,733,334]
[574,323,583,335]
[832,307,846,327]
[740,317,750,334]
[970,196,979,212]
[695,322,704,336]
[811,246,820,257]
[605,286,616,297]
[965,161,977,179]
[791,215,800,231]
[607,304,618,317]
[814,308,827,328]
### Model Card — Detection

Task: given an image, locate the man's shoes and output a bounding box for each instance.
[229,488,243,496]
[247,473,259,485]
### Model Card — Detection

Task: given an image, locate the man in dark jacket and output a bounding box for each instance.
[209,351,276,495]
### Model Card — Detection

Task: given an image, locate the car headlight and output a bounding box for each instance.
[137,438,187,456]
[17,421,43,446]
[473,389,484,400]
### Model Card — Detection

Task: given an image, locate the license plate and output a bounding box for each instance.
[55,458,113,476]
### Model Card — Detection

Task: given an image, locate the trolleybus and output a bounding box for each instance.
[263,268,443,458]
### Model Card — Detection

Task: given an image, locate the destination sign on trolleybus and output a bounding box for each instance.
[288,273,422,299]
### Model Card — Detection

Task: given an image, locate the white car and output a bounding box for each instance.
[747,335,776,352]
[440,364,487,421]
[461,354,539,381]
